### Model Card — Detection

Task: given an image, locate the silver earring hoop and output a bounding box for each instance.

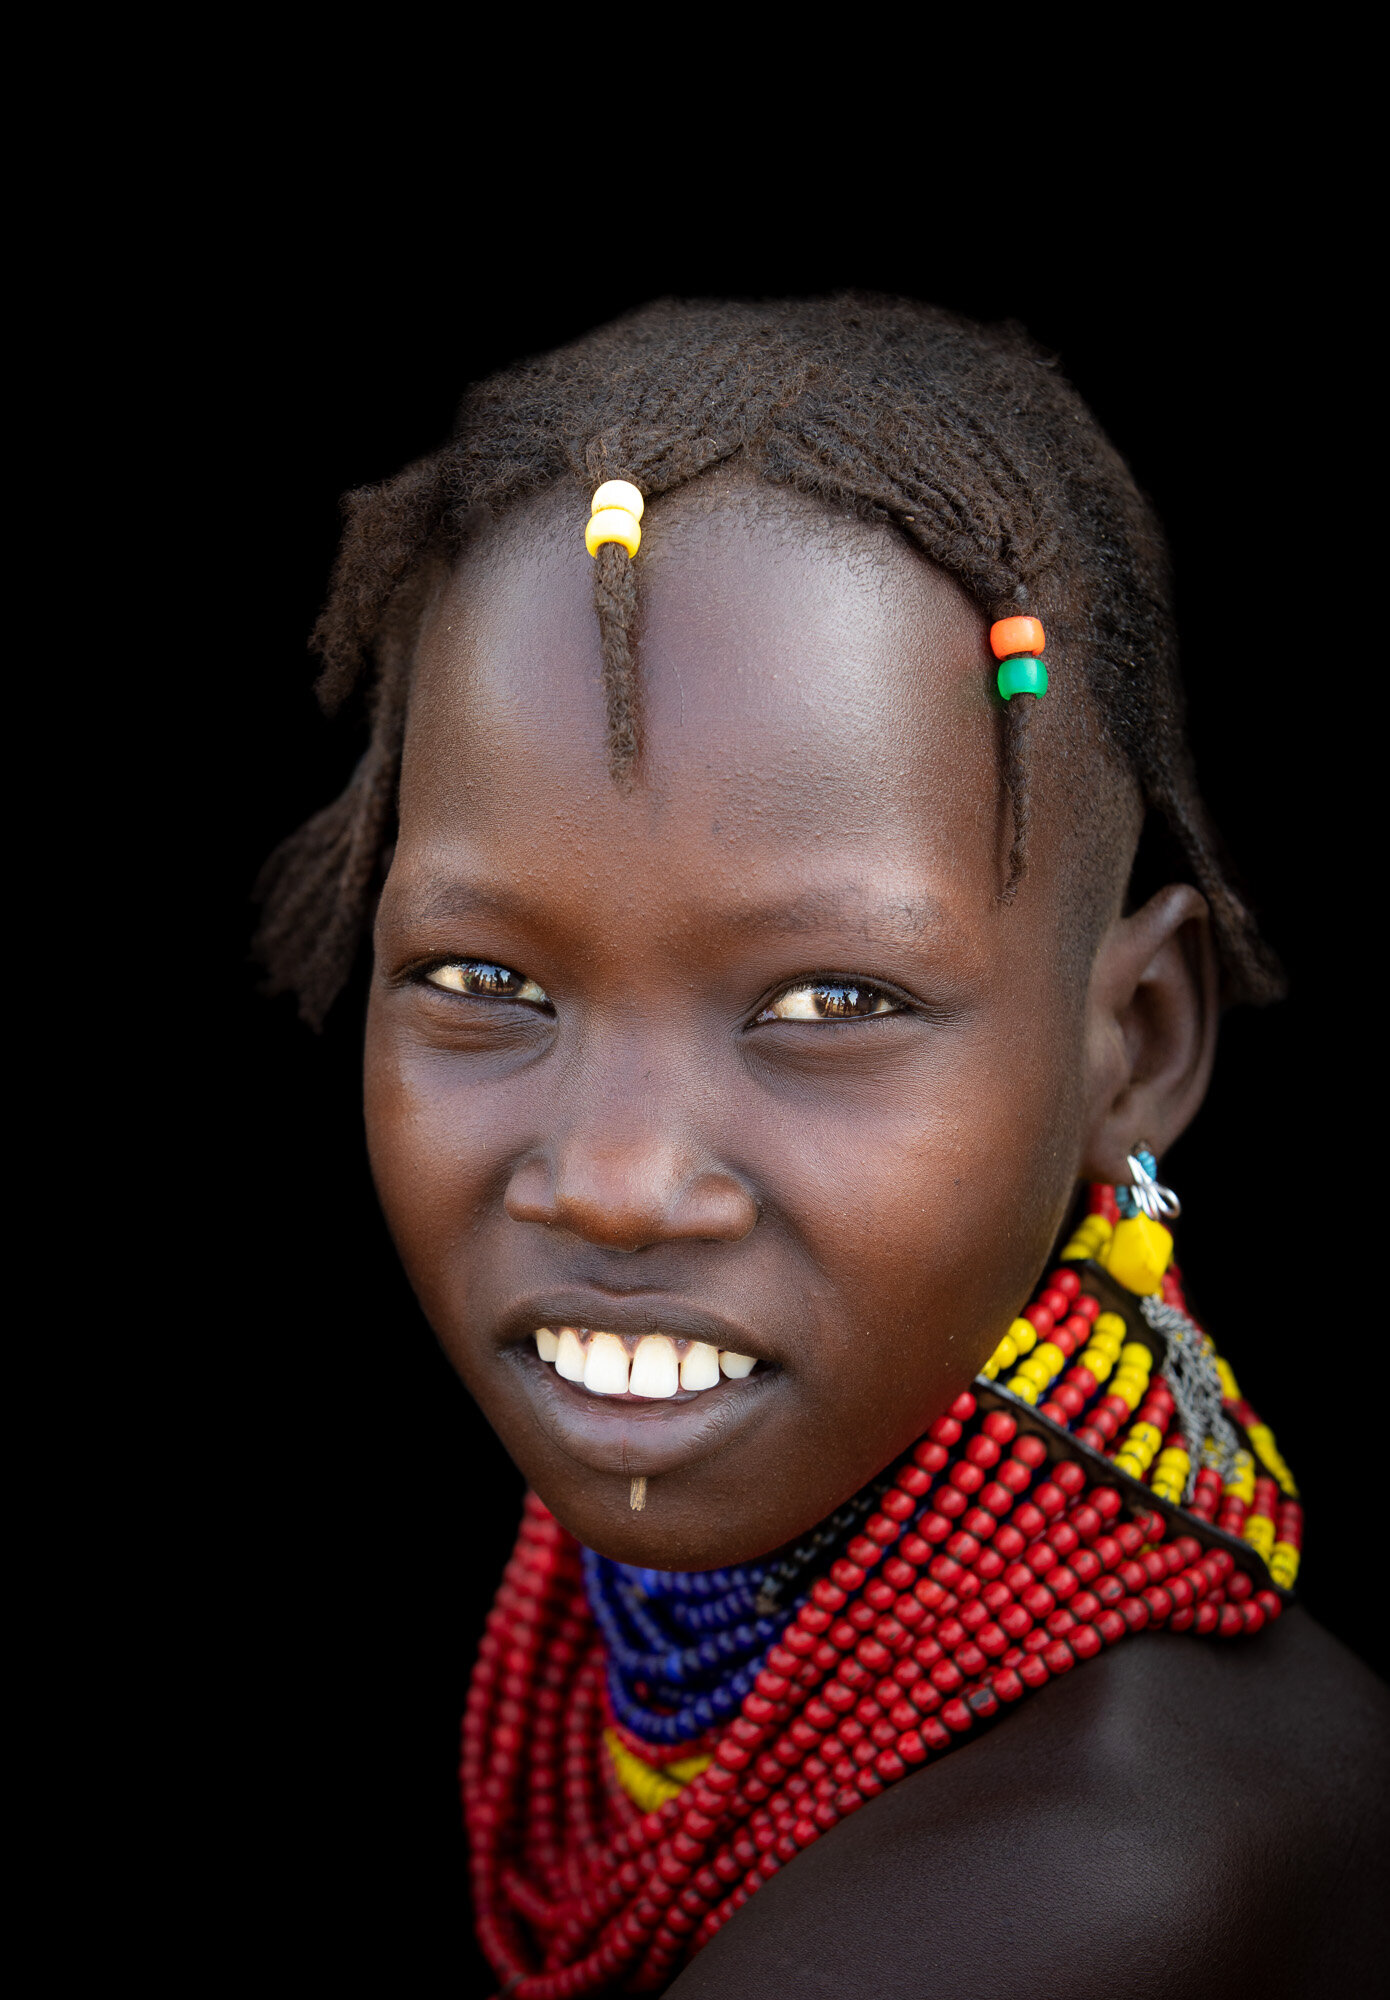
[1123,1146,1181,1222]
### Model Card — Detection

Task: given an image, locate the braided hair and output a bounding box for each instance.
[257,294,1282,1026]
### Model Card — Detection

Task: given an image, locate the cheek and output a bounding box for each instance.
[362,1005,495,1307]
[784,1016,1084,1382]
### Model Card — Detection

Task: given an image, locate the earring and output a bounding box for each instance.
[1118,1146,1181,1222]
[1107,1146,1179,1295]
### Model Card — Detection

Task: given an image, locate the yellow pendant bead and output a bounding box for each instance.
[1103,1213,1173,1295]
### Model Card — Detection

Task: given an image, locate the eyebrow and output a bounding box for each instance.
[401,882,542,926]
[397,878,948,950]
[716,886,948,941]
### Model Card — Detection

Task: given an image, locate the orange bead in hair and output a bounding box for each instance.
[989,616,1046,659]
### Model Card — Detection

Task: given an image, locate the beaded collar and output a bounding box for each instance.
[463,1186,1301,1997]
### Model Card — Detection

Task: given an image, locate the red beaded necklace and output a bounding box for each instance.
[463,1188,1300,1997]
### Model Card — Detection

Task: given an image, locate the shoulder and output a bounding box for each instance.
[668,1612,1390,2000]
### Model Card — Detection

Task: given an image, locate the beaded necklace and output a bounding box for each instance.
[463,1185,1301,1997]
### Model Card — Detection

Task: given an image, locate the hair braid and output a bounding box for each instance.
[592,539,641,777]
[257,295,1284,1025]
[999,695,1034,903]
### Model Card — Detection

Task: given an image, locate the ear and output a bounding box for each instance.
[1078,884,1219,1184]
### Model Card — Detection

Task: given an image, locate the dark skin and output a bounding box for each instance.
[364,471,1389,1990]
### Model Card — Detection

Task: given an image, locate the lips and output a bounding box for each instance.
[536,1326,760,1397]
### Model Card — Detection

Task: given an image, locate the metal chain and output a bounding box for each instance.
[1141,1294,1240,1502]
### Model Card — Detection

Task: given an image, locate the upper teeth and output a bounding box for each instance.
[533,1327,759,1397]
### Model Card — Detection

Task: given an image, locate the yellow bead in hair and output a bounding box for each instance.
[586,507,642,558]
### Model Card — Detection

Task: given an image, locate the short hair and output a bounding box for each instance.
[257,294,1281,1025]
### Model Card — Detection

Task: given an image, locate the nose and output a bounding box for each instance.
[504,1132,759,1252]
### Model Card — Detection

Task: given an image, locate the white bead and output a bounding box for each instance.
[591,479,644,520]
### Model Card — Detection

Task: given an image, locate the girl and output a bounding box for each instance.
[258,298,1387,1995]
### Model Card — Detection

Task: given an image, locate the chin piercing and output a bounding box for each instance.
[629,1477,647,1512]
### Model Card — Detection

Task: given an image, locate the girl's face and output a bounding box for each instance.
[364,476,1191,1569]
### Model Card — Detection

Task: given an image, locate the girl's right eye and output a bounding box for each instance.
[423,960,551,1006]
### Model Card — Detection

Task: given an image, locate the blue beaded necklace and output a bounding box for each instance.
[582,1469,899,1745]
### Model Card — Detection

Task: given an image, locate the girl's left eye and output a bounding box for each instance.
[754,981,902,1023]
[423,960,551,1006]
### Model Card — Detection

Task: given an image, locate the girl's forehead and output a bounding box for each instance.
[403,482,1003,866]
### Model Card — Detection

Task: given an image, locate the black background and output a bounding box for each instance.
[168,160,1373,1992]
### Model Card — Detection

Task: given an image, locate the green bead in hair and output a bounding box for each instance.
[997,654,1048,701]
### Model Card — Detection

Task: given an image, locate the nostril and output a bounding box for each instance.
[503,1155,558,1227]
